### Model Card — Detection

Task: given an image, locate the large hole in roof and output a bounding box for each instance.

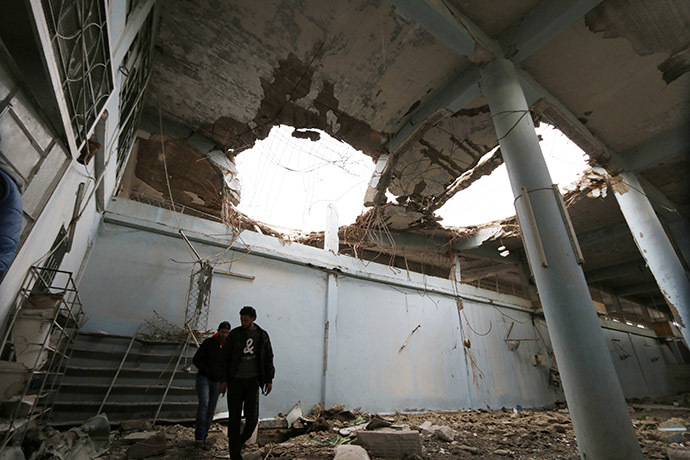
[437,124,591,227]
[234,125,375,234]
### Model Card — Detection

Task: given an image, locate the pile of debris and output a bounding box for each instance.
[1,400,688,459]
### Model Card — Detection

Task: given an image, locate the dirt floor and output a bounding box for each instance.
[100,399,689,460]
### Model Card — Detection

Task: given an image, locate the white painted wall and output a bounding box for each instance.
[76,198,678,418]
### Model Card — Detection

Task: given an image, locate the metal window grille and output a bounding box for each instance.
[41,0,114,150]
[0,63,71,254]
[184,262,213,331]
[117,11,154,175]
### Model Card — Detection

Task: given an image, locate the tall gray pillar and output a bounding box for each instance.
[612,171,690,345]
[480,59,643,460]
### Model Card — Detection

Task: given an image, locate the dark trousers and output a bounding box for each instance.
[228,378,259,460]
[195,374,220,441]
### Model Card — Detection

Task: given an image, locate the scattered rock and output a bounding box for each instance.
[127,432,166,459]
[667,449,690,460]
[120,420,153,432]
[493,448,512,456]
[243,450,265,460]
[435,425,456,442]
[456,444,481,454]
[122,431,159,444]
[334,444,371,460]
[355,429,422,458]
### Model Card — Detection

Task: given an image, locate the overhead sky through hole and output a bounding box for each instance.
[235,125,374,234]
[436,123,590,227]
[234,123,590,233]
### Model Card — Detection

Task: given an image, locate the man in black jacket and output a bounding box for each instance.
[220,306,275,460]
[193,320,230,449]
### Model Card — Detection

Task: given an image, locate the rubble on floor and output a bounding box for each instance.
[3,398,688,459]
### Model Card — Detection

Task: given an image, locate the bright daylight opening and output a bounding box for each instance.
[437,124,590,227]
[235,125,374,234]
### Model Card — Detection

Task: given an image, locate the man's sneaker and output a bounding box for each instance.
[194,440,204,449]
[202,440,211,451]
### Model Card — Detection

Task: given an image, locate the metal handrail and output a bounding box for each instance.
[97,325,142,415]
[153,332,191,424]
[0,267,84,449]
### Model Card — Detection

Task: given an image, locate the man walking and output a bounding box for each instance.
[193,320,231,450]
[220,306,275,460]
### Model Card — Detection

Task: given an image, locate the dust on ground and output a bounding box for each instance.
[101,399,689,460]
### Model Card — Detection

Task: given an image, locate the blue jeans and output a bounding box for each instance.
[195,374,220,441]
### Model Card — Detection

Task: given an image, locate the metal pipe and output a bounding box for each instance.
[153,332,190,424]
[479,58,643,459]
[98,328,140,415]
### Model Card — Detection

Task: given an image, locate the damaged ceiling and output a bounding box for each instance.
[134,0,689,320]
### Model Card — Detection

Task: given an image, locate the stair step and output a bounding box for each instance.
[51,401,196,407]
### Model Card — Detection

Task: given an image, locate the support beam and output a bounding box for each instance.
[517,69,621,172]
[619,126,689,172]
[612,171,690,345]
[500,0,604,63]
[480,58,643,460]
[386,0,605,164]
[615,282,659,298]
[389,0,501,58]
[576,222,631,249]
[462,263,516,283]
[584,260,646,283]
[388,66,480,154]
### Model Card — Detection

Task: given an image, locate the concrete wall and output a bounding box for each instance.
[76,198,678,418]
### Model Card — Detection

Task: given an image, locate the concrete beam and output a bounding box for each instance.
[517,69,622,172]
[576,223,631,249]
[615,282,659,298]
[387,0,604,159]
[584,260,646,283]
[388,66,480,154]
[389,0,501,58]
[460,245,522,264]
[500,0,604,63]
[619,126,689,172]
[462,263,517,282]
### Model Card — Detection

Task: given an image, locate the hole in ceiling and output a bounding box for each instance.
[234,125,375,234]
[436,124,591,228]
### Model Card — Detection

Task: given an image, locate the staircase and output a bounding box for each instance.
[48,331,200,426]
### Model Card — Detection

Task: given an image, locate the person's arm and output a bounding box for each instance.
[192,339,209,373]
[218,335,231,396]
[262,331,275,395]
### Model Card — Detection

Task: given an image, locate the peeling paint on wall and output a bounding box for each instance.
[586,0,690,83]
[199,52,389,158]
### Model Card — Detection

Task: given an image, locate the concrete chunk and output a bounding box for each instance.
[122,431,158,444]
[335,445,371,460]
[120,420,153,432]
[127,432,166,459]
[355,429,421,458]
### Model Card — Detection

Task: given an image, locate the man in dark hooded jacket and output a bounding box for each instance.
[193,320,230,449]
[220,306,274,460]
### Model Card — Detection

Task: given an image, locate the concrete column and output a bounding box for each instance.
[324,204,339,253]
[322,273,339,407]
[612,171,690,345]
[480,59,643,460]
